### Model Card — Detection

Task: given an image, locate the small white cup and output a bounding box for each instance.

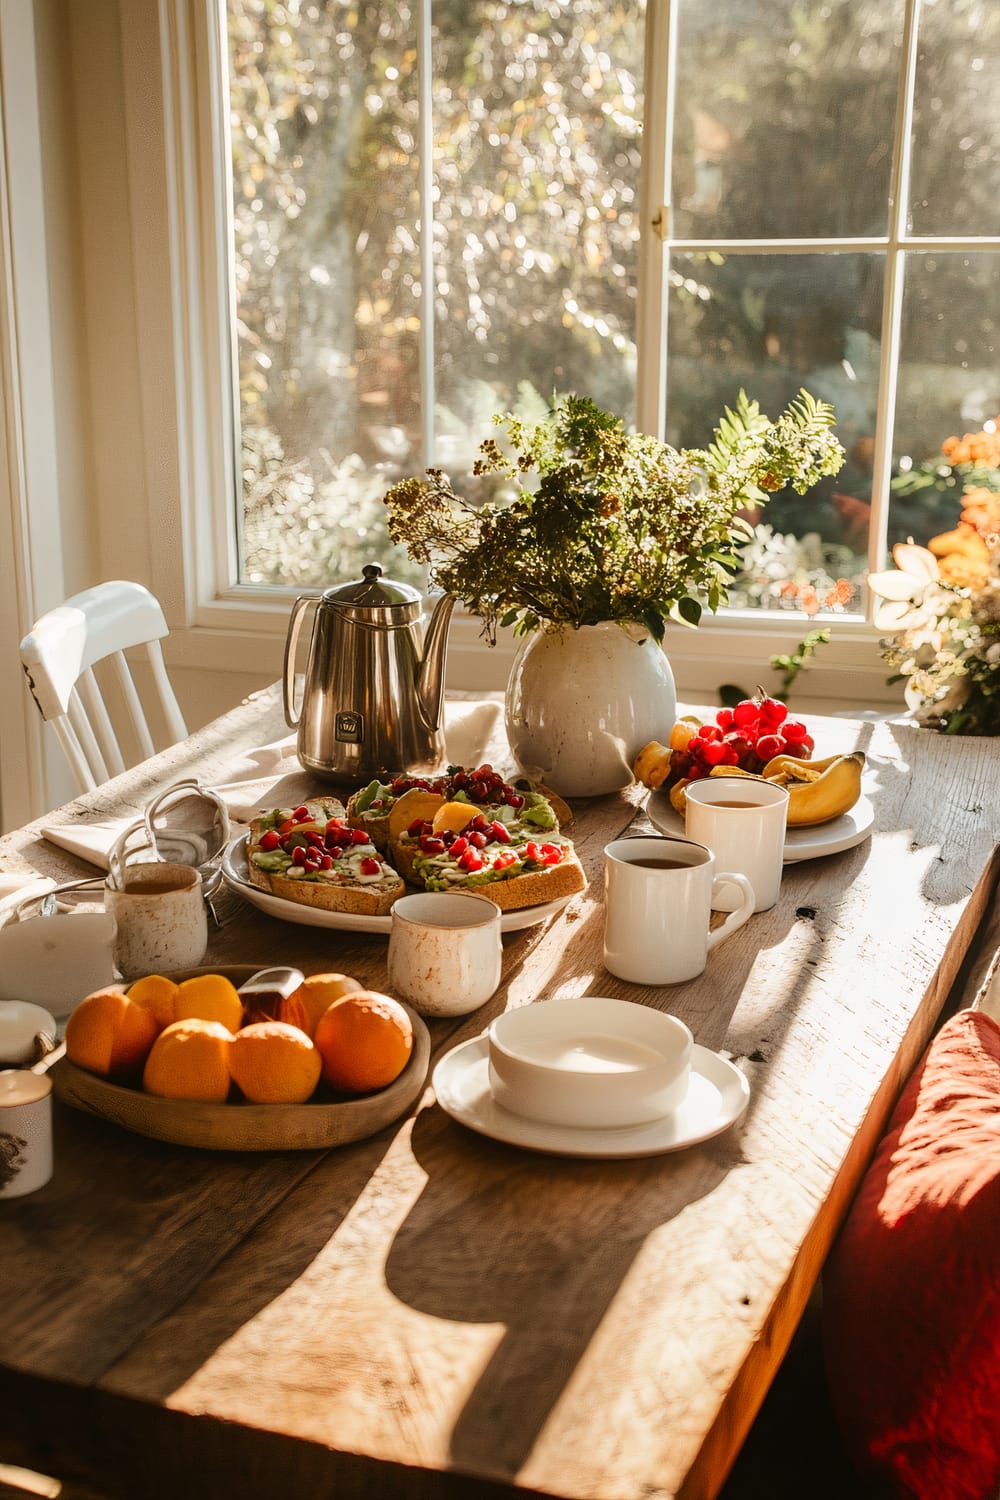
[488,996,693,1128]
[684,777,790,913]
[387,892,503,1017]
[104,861,208,980]
[0,1070,53,1199]
[603,836,754,985]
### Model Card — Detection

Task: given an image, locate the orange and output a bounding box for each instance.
[174,973,243,1032]
[65,987,160,1079]
[228,1021,321,1104]
[313,990,413,1094]
[142,1018,233,1102]
[291,972,364,1037]
[126,973,179,1028]
[431,801,478,835]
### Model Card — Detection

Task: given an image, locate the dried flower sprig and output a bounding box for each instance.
[383,391,844,643]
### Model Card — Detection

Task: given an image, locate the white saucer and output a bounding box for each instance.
[432,1036,750,1158]
[646,788,875,864]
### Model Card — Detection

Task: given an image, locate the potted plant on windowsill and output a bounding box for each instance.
[382,392,845,795]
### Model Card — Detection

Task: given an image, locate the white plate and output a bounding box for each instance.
[432,1035,749,1158]
[646,789,875,864]
[221,835,573,934]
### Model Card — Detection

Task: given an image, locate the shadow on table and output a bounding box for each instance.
[385,1102,731,1482]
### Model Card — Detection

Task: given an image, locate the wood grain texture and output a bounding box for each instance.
[2,698,999,1500]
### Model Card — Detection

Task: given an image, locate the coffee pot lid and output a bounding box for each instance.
[321,563,422,620]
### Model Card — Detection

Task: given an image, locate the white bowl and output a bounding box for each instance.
[487,996,692,1129]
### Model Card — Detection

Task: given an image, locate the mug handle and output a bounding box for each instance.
[706,872,755,950]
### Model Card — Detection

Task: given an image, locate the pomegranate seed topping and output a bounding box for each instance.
[490,820,511,843]
[525,841,541,862]
[258,829,280,851]
[540,842,561,857]
[292,805,311,821]
[449,836,469,857]
[468,831,488,848]
[493,850,518,870]
[291,846,308,866]
[419,835,445,855]
[542,851,562,866]
[328,845,344,860]
[319,853,333,870]
[459,849,484,871]
[350,828,370,844]
[408,818,426,836]
[360,856,381,875]
[506,793,524,809]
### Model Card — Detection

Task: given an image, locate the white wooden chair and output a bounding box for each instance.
[19,580,188,792]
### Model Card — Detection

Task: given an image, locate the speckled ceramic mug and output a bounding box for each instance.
[104,862,208,980]
[387,892,502,1017]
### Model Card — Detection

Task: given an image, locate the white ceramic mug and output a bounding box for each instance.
[387,892,503,1017]
[684,777,790,913]
[0,1070,53,1199]
[104,861,208,980]
[603,836,754,985]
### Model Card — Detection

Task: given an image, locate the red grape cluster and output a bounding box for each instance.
[667,697,814,784]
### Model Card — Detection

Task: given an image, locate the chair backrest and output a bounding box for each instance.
[19,580,188,792]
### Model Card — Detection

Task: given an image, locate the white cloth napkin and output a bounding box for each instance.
[39,699,505,871]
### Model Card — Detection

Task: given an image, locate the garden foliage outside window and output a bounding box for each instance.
[226,0,1000,623]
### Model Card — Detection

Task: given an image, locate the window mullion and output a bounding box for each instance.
[637,0,676,440]
[418,0,435,468]
[866,0,923,593]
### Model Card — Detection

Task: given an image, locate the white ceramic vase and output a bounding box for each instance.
[504,620,677,796]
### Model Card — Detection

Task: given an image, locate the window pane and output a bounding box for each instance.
[432,2,644,483]
[671,0,903,241]
[229,1,427,588]
[909,1,1000,237]
[889,251,1000,550]
[666,253,882,613]
[228,0,644,587]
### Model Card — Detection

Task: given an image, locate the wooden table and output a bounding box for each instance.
[2,687,999,1500]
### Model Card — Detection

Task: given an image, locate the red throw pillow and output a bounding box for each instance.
[823,1009,1000,1500]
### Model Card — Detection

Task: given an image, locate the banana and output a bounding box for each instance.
[781,752,865,825]
[705,752,865,825]
[760,751,848,781]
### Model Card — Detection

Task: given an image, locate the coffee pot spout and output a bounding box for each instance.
[417,592,458,732]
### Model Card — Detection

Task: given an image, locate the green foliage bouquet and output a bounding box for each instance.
[382,391,845,643]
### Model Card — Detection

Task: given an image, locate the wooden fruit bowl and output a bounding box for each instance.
[50,966,431,1152]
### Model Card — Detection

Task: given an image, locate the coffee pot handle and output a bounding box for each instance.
[282,595,314,727]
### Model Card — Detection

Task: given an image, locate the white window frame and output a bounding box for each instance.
[123,0,998,706]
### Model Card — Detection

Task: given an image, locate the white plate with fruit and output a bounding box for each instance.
[636,694,875,864]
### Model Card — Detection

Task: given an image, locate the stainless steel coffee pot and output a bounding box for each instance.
[283,564,458,783]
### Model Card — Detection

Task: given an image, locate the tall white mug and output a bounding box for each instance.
[684,777,789,913]
[387,892,503,1017]
[603,836,754,986]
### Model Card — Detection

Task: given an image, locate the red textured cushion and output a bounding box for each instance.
[823,1009,1000,1500]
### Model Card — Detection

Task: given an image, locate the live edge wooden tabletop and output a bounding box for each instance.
[2,686,1000,1500]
